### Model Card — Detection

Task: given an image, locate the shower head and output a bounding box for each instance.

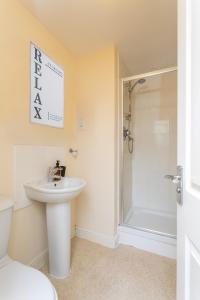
[128,78,146,93]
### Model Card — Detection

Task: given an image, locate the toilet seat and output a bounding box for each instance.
[0,260,57,300]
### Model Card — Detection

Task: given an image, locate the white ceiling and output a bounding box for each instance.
[19,0,177,75]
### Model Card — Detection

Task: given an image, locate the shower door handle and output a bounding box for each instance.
[164,166,183,205]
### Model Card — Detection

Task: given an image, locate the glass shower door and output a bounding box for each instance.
[122,70,177,237]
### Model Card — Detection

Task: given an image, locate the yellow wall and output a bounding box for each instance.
[0,0,118,264]
[0,0,76,264]
[75,47,118,236]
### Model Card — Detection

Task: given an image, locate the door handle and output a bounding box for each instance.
[164,166,183,205]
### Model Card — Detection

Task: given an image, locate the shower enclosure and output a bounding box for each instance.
[121,68,177,240]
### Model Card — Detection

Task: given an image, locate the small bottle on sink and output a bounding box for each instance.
[54,160,62,181]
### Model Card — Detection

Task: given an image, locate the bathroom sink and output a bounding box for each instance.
[24,177,86,279]
[24,177,86,203]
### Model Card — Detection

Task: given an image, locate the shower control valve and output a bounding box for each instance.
[164,174,181,184]
[164,166,183,206]
[123,127,130,139]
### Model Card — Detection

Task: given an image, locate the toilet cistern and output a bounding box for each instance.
[24,176,86,279]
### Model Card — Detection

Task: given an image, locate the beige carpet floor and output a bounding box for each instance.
[41,237,176,300]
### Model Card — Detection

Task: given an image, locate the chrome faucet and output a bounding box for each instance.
[48,166,62,182]
[48,160,67,182]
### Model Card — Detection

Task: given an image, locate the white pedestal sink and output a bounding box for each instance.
[24,177,86,279]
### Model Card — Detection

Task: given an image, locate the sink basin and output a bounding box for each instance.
[24,177,86,203]
[24,177,86,279]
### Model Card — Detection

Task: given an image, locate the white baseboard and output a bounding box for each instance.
[118,225,176,259]
[27,224,176,272]
[28,224,176,271]
[76,227,119,248]
[29,248,48,270]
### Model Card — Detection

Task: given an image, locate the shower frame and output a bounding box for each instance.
[119,66,178,232]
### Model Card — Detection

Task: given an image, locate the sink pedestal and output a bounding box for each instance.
[24,177,86,279]
[46,202,71,279]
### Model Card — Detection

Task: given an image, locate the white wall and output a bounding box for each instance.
[0,0,76,264]
[74,47,118,238]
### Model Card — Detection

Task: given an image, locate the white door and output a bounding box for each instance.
[177,0,200,299]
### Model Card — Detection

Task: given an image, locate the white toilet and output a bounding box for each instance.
[0,196,58,300]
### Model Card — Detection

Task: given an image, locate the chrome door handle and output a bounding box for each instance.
[164,166,183,205]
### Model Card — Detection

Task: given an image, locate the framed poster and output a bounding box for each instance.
[30,42,64,128]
